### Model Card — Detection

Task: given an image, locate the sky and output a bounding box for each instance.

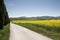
[4,0,60,17]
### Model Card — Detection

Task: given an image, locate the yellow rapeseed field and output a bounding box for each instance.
[12,20,60,27]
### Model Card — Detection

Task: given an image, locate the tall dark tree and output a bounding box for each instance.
[0,0,10,29]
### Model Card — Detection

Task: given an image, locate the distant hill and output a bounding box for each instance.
[10,16,60,20]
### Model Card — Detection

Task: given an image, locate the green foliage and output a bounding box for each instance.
[0,0,10,39]
[0,24,10,40]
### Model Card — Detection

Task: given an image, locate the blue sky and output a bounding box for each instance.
[4,0,60,17]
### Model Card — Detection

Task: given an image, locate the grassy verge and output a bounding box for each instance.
[15,23,60,40]
[0,24,10,40]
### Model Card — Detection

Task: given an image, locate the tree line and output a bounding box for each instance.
[10,16,60,20]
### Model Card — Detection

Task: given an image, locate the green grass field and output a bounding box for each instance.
[12,20,60,40]
[0,24,10,40]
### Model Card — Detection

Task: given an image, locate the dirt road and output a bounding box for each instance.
[10,23,52,40]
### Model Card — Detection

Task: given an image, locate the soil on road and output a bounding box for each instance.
[10,23,52,40]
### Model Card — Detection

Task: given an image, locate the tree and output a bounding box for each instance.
[0,0,10,29]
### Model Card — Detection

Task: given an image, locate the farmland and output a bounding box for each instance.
[12,20,60,40]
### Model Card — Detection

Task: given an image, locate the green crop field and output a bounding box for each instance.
[0,24,10,40]
[12,20,60,40]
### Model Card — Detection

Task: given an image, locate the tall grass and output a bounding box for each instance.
[0,24,10,40]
